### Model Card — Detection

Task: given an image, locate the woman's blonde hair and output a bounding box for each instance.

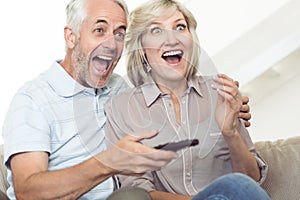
[125,0,200,86]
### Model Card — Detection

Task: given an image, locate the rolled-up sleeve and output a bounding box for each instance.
[238,120,268,184]
[252,151,268,185]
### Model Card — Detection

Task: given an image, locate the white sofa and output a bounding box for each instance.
[1,136,300,199]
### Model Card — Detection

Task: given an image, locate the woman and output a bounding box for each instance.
[105,0,269,199]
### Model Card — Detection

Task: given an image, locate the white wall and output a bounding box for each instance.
[0,1,67,144]
[249,73,300,142]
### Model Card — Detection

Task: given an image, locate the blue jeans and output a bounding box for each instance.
[191,173,270,200]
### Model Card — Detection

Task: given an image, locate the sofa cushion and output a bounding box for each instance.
[255,136,300,200]
[0,144,9,199]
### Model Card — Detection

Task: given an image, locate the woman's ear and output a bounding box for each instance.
[64,26,77,49]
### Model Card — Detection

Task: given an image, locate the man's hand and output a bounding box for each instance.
[240,96,251,127]
[98,130,177,175]
[235,81,251,127]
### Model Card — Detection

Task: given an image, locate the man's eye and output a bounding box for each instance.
[151,27,162,34]
[115,31,125,41]
[95,28,105,33]
[176,24,186,31]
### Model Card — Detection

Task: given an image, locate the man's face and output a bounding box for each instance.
[72,0,127,88]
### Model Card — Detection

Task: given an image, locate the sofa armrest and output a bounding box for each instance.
[254,136,300,200]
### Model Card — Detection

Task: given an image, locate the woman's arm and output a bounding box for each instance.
[213,74,261,181]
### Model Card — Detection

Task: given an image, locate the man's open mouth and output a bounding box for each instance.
[92,55,114,73]
[161,50,183,65]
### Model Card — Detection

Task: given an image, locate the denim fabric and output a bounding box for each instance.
[192,173,270,200]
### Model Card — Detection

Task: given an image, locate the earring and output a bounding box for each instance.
[146,65,152,73]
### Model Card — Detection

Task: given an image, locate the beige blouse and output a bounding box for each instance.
[105,75,267,196]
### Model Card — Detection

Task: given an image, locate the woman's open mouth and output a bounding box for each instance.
[161,50,183,65]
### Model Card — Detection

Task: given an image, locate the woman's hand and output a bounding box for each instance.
[212,74,243,138]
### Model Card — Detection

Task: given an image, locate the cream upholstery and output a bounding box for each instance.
[255,136,300,199]
[0,137,300,199]
[0,144,9,200]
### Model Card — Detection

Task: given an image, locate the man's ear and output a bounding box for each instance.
[64,26,77,49]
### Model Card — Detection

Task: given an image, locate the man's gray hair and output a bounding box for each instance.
[65,0,129,37]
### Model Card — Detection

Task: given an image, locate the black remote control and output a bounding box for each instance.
[154,139,199,151]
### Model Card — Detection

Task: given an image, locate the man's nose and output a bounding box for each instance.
[101,35,117,50]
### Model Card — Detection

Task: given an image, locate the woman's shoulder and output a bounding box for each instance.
[105,86,144,110]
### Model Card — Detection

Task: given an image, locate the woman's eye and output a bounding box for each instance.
[176,24,186,31]
[151,27,162,34]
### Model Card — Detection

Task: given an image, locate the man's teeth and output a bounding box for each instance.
[97,55,113,61]
[95,55,112,72]
[163,50,182,57]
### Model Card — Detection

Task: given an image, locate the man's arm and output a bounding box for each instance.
[11,151,112,200]
[10,131,177,200]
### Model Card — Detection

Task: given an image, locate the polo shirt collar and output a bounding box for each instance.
[45,61,96,97]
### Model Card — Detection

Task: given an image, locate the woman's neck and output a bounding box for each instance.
[157,80,187,125]
[156,78,188,98]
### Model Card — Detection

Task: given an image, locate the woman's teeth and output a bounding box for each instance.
[162,50,183,57]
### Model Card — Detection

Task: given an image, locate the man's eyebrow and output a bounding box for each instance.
[95,19,126,30]
[95,19,108,24]
[118,25,127,31]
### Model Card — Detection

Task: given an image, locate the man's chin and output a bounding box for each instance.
[96,79,109,88]
[89,76,109,88]
[90,66,115,88]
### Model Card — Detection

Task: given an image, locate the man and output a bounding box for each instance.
[2,0,177,199]
[2,0,251,199]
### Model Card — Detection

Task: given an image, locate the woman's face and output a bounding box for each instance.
[141,10,193,85]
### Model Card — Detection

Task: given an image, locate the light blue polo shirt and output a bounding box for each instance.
[2,61,129,199]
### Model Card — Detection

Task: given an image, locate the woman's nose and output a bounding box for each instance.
[165,29,179,46]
